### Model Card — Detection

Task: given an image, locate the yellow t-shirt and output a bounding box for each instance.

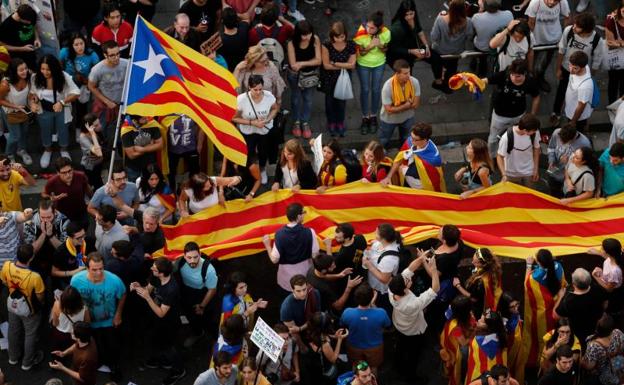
[0,171,25,211]
[0,261,45,308]
[355,27,391,68]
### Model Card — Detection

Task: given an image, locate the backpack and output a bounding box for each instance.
[499,31,531,56]
[580,77,601,109]
[565,27,601,59]
[6,264,33,317]
[505,126,537,154]
[174,253,212,285]
[377,247,412,273]
[340,149,363,182]
[256,25,285,69]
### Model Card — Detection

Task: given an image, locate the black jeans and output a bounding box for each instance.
[243,132,268,167]
[609,69,624,104]
[147,314,183,371]
[553,67,571,116]
[441,57,459,84]
[83,164,103,190]
[93,326,121,371]
[395,332,427,381]
[168,151,200,193]
[181,285,213,336]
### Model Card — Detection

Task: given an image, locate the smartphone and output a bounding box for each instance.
[512,4,523,11]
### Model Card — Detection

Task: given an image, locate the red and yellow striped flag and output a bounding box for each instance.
[440,318,464,385]
[124,16,247,165]
[465,334,508,385]
[156,182,624,260]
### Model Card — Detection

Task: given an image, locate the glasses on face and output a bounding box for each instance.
[106,52,121,58]
[356,361,369,371]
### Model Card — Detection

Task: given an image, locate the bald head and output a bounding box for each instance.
[174,13,190,37]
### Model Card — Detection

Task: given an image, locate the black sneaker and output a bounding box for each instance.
[539,78,551,93]
[369,116,379,134]
[163,368,187,385]
[360,117,370,135]
[144,357,162,369]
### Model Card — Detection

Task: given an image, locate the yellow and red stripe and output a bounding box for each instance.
[155,182,624,260]
[440,318,463,385]
[482,273,502,312]
[126,17,247,166]
[465,335,507,385]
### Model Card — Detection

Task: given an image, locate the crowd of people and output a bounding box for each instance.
[0,0,623,384]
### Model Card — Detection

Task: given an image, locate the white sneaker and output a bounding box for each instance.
[16,149,32,166]
[288,9,306,21]
[40,151,52,169]
[576,0,589,12]
[97,364,112,373]
[261,170,268,184]
[60,150,71,160]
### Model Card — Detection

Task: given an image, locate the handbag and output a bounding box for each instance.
[6,110,29,124]
[297,68,320,89]
[245,92,270,132]
[563,170,593,198]
[333,69,354,100]
[608,19,624,70]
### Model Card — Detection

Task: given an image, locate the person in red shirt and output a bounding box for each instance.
[42,157,93,228]
[91,3,133,58]
[248,4,294,47]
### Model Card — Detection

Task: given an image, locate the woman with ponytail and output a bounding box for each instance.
[362,223,402,317]
[453,247,502,319]
[520,249,565,371]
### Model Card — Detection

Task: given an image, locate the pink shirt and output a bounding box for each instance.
[603,258,623,288]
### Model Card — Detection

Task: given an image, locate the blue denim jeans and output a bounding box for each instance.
[287,71,314,124]
[5,121,29,155]
[37,110,68,148]
[356,63,385,117]
[379,116,414,148]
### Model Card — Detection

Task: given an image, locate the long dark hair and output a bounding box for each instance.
[447,0,467,36]
[139,163,166,196]
[496,292,516,320]
[603,238,624,272]
[536,249,561,296]
[66,33,93,61]
[6,58,27,85]
[577,146,599,176]
[34,55,66,93]
[319,140,345,179]
[293,20,314,47]
[377,223,402,246]
[306,311,336,346]
[226,271,247,297]
[391,0,417,26]
[186,172,214,201]
[451,295,473,329]
[484,309,508,349]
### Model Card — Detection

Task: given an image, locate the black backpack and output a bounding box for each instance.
[505,126,536,154]
[341,149,363,182]
[174,253,212,284]
[377,247,412,273]
[565,27,601,58]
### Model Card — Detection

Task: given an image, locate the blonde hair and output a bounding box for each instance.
[244,45,267,69]
[361,140,385,167]
[329,21,347,42]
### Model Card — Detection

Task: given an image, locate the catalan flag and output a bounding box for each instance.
[395,137,446,192]
[440,318,464,385]
[155,182,624,260]
[124,16,247,165]
[505,314,524,384]
[520,262,565,369]
[465,334,507,385]
[482,273,502,313]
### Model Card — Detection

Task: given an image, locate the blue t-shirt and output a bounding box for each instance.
[90,183,139,224]
[70,270,126,328]
[180,259,218,290]
[599,149,624,197]
[59,47,100,78]
[340,307,391,349]
[280,290,320,326]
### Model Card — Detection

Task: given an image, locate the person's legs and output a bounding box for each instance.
[37,111,54,149]
[7,311,24,363]
[301,87,313,125]
[370,64,385,119]
[609,69,620,104]
[398,117,415,145]
[288,72,303,123]
[325,93,337,135]
[21,312,42,367]
[442,58,459,83]
[5,122,21,156]
[378,120,396,148]
[488,112,520,159]
[335,98,347,136]
[552,68,570,116]
[424,49,444,80]
[56,114,70,150]
[167,151,181,191]
[357,64,371,117]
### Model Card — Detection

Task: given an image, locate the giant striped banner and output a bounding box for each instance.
[157,182,624,260]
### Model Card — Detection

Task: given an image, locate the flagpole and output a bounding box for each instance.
[107,14,141,182]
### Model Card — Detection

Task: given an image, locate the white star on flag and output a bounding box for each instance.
[134,45,168,83]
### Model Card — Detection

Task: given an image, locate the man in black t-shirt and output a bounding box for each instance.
[52,222,92,290]
[324,223,368,280]
[178,0,220,38]
[121,115,163,182]
[481,59,541,157]
[538,345,576,385]
[554,268,606,349]
[0,5,39,70]
[306,252,363,316]
[218,7,249,72]
[131,258,185,384]
[164,13,203,52]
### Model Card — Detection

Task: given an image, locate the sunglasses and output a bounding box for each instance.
[356,361,369,371]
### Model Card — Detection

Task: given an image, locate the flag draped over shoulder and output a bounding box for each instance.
[440,318,463,385]
[156,182,624,260]
[397,138,446,192]
[124,16,247,165]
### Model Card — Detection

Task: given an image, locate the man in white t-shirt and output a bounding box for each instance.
[497,113,541,187]
[552,13,604,126]
[563,51,593,131]
[525,0,571,91]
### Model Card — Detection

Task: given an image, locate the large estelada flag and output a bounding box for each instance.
[155,182,624,260]
[396,137,446,192]
[124,16,247,165]
[465,334,507,385]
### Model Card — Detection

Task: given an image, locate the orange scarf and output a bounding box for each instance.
[391,74,415,106]
[66,238,86,266]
